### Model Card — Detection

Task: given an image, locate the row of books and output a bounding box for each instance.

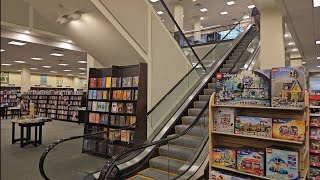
[70,96,82,100]
[112,90,138,101]
[57,114,68,120]
[57,110,68,115]
[83,139,107,155]
[87,101,109,112]
[89,113,109,125]
[109,129,135,144]
[110,115,136,127]
[1,89,20,95]
[111,102,135,114]
[89,76,139,88]
[47,105,57,109]
[27,90,82,96]
[70,101,81,106]
[88,90,109,100]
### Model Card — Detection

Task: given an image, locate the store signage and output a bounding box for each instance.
[0,72,9,84]
[56,76,63,86]
[40,75,47,85]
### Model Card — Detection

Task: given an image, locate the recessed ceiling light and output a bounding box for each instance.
[50,53,64,57]
[30,68,38,70]
[43,66,51,68]
[79,72,86,75]
[193,0,196,1]
[63,70,71,72]
[200,26,203,28]
[314,0,320,7]
[200,17,204,20]
[67,74,73,76]
[248,5,255,9]
[149,0,158,2]
[25,30,30,34]
[0,49,5,52]
[67,40,72,43]
[316,40,320,45]
[317,57,320,60]
[302,61,306,64]
[220,11,228,15]
[227,1,235,5]
[59,63,69,66]
[78,68,86,70]
[1,64,12,66]
[284,34,289,37]
[200,8,208,12]
[77,61,87,64]
[157,11,163,15]
[292,48,298,52]
[8,41,26,46]
[244,15,250,19]
[17,70,21,72]
[50,71,57,73]
[288,42,294,45]
[14,61,26,63]
[31,57,43,60]
[318,65,320,68]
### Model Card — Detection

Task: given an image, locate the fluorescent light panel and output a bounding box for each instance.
[288,42,294,45]
[200,8,208,12]
[248,5,255,9]
[314,0,320,7]
[316,40,320,45]
[200,17,204,20]
[14,61,26,63]
[292,48,298,52]
[30,68,38,70]
[79,72,86,75]
[8,41,26,46]
[63,70,71,72]
[284,34,289,37]
[43,66,51,68]
[317,57,320,60]
[244,15,250,19]
[50,53,64,57]
[157,11,163,15]
[302,61,306,64]
[25,30,30,34]
[149,0,158,2]
[59,63,69,66]
[50,71,57,73]
[77,61,87,64]
[78,68,86,70]
[227,1,235,5]
[1,64,12,66]
[220,11,228,15]
[0,49,5,52]
[31,57,43,60]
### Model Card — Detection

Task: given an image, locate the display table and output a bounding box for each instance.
[11,116,52,148]
[8,106,21,119]
[0,106,8,119]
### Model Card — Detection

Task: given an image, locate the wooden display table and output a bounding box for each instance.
[11,116,52,148]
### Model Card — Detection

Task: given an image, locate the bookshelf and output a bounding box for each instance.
[209,92,310,180]
[0,86,21,107]
[310,90,320,179]
[83,63,147,158]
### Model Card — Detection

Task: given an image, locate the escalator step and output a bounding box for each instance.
[138,168,177,180]
[167,134,202,149]
[149,156,187,174]
[226,60,236,64]
[223,64,233,68]
[159,144,196,162]
[182,116,208,126]
[220,68,231,73]
[208,83,216,89]
[199,95,211,101]
[203,88,215,95]
[175,124,207,137]
[127,175,154,180]
[188,108,202,116]
[194,101,207,108]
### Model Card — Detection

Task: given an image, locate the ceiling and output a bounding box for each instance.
[1,37,87,77]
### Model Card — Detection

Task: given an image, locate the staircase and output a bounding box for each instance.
[127,26,259,180]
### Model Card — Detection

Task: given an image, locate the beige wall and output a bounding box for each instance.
[0,72,85,90]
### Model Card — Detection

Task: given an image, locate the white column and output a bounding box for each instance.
[290,59,302,66]
[193,16,201,43]
[173,3,184,32]
[21,64,31,92]
[259,7,285,69]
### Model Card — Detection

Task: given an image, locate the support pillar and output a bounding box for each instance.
[86,54,103,91]
[173,3,184,32]
[290,59,302,66]
[21,64,31,93]
[259,7,285,69]
[193,16,201,44]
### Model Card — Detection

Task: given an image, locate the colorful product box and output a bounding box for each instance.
[212,147,236,169]
[215,70,271,107]
[213,108,236,133]
[272,119,305,142]
[235,116,272,137]
[236,148,265,176]
[266,147,299,180]
[271,66,306,108]
[310,127,320,140]
[211,170,233,180]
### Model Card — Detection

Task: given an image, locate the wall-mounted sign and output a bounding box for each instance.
[40,75,47,85]
[0,72,9,84]
[79,78,87,90]
[56,76,63,86]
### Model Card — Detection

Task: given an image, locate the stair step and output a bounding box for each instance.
[208,83,216,89]
[203,88,215,95]
[167,134,203,149]
[220,68,230,73]
[175,124,207,137]
[149,156,187,174]
[199,95,211,101]
[182,116,209,126]
[188,108,202,116]
[159,144,196,162]
[128,175,154,180]
[194,101,207,108]
[226,60,236,65]
[223,64,233,68]
[138,168,177,180]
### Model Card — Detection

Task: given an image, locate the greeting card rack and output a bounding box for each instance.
[83,63,147,158]
[209,92,310,180]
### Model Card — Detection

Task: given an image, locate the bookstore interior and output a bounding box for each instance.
[1,0,320,180]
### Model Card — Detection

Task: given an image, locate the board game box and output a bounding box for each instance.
[213,107,236,133]
[235,116,272,137]
[236,148,265,176]
[212,147,236,169]
[272,119,305,142]
[271,66,306,108]
[266,147,299,180]
[215,70,271,107]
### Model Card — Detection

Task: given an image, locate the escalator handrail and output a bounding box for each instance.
[97,100,211,180]
[38,124,136,180]
[229,28,259,72]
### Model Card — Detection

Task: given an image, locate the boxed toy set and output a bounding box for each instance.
[213,108,236,133]
[310,154,320,167]
[215,70,271,107]
[266,147,299,180]
[211,170,249,180]
[271,66,306,108]
[310,127,320,140]
[236,147,265,176]
[272,119,305,142]
[212,147,236,169]
[235,116,272,137]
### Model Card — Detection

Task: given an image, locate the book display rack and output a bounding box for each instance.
[309,90,320,180]
[23,87,83,123]
[83,63,147,158]
[0,86,21,107]
[209,92,310,180]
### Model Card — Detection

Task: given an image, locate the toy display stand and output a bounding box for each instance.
[209,92,310,180]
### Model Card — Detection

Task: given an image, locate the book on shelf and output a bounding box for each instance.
[97,90,102,100]
[97,102,105,112]
[121,130,128,142]
[110,115,115,126]
[122,77,127,88]
[102,77,106,88]
[90,78,97,88]
[111,102,118,113]
[106,77,111,88]
[109,128,115,141]
[89,113,96,123]
[118,103,124,113]
[117,78,122,88]
[100,114,108,125]
[129,131,135,143]
[115,116,120,126]
[95,113,100,124]
[92,90,97,100]
[119,116,125,126]
[126,103,134,114]
[114,130,121,141]
[133,76,139,87]
[92,101,98,111]
[111,78,117,87]
[134,90,138,100]
[127,116,136,125]
[102,90,108,100]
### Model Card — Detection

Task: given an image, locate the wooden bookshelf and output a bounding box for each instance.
[83,63,147,158]
[209,92,310,180]
[0,86,21,107]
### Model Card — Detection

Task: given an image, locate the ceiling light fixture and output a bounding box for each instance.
[157,11,163,15]
[67,40,72,43]
[318,65,320,68]
[56,15,69,24]
[30,68,38,70]
[25,30,30,34]
[200,26,203,28]
[0,49,5,52]
[220,11,228,15]
[79,72,86,75]
[18,70,21,72]
[316,40,320,45]
[63,70,71,72]
[149,0,158,2]
[14,61,26,63]
[200,17,204,20]
[1,64,12,66]
[68,10,82,21]
[50,71,57,73]
[50,53,64,57]
[292,48,298,52]
[200,8,208,12]
[314,0,320,7]
[59,63,69,66]
[317,57,320,60]
[284,34,289,38]
[67,74,73,76]
[288,42,294,45]
[227,1,235,5]
[244,15,250,19]
[248,5,255,9]
[31,57,43,60]
[43,66,52,68]
[8,41,26,46]
[77,61,87,64]
[78,68,86,70]
[302,61,306,64]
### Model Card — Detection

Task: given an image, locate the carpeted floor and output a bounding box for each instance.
[1,118,107,180]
